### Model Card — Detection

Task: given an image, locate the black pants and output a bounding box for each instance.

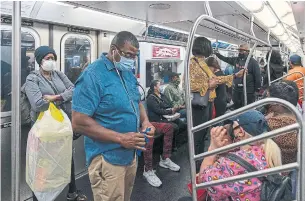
[232,90,255,109]
[192,102,212,172]
[33,155,77,201]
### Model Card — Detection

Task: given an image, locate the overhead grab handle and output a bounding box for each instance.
[215,36,219,51]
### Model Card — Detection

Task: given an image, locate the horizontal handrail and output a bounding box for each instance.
[194,15,272,47]
[270,71,305,84]
[194,123,299,160]
[197,163,298,189]
[194,123,300,160]
[192,98,302,134]
[294,77,305,82]
[212,48,238,53]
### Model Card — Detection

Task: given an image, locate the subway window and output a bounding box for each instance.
[1,28,38,113]
[145,61,178,88]
[63,35,92,84]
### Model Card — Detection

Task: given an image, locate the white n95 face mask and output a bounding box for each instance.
[41,60,56,71]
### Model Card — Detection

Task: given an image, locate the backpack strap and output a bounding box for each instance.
[225,153,264,182]
[21,71,40,94]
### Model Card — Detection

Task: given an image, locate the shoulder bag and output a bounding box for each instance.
[191,58,210,107]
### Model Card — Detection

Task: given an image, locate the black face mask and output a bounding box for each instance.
[238,53,246,59]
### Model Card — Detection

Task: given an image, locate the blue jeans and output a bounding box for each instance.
[290,170,297,199]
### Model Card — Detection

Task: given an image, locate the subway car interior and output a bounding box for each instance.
[1,1,305,201]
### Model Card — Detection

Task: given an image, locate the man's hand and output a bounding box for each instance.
[179,105,186,109]
[235,68,248,78]
[172,107,180,114]
[120,132,147,150]
[141,121,155,137]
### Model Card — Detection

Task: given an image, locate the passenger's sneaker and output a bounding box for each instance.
[67,190,87,201]
[159,157,180,172]
[143,169,162,187]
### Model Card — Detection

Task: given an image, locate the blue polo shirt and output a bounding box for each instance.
[72,53,140,166]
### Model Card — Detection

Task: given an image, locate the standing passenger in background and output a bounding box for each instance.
[24,46,87,201]
[206,57,227,117]
[224,64,234,76]
[164,72,186,118]
[286,54,305,104]
[262,50,285,88]
[224,64,234,104]
[215,44,261,109]
[72,31,155,201]
[189,37,245,171]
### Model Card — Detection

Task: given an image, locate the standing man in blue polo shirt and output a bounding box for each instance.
[72,31,155,201]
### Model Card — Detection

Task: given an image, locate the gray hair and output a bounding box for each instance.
[111,31,139,49]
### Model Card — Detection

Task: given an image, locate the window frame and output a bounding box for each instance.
[1,25,40,118]
[60,33,94,73]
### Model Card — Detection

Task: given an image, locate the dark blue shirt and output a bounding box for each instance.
[72,53,140,166]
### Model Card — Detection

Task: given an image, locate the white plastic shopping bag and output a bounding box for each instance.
[26,103,73,201]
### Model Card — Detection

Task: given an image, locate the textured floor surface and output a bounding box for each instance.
[54,143,192,201]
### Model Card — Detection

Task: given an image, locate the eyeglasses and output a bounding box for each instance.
[114,45,138,60]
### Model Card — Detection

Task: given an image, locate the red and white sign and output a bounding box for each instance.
[152,45,180,59]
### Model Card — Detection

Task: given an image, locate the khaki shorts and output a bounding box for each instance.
[88,155,137,201]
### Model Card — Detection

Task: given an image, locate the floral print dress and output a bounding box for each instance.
[200,146,269,201]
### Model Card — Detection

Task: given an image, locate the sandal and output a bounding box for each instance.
[67,190,87,201]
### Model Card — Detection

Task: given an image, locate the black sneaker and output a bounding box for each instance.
[67,190,87,201]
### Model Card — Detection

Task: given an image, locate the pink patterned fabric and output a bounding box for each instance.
[200,146,269,201]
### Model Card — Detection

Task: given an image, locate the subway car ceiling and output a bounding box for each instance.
[0,1,304,56]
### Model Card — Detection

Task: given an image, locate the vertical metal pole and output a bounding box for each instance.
[204,1,213,17]
[243,15,256,105]
[184,15,210,201]
[267,30,272,86]
[144,6,149,40]
[303,76,305,120]
[286,47,290,73]
[215,36,219,51]
[243,43,257,106]
[11,2,21,201]
[300,77,305,201]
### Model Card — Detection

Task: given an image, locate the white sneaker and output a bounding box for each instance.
[143,169,162,187]
[159,157,180,172]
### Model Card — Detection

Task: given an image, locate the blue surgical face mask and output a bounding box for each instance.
[113,50,135,71]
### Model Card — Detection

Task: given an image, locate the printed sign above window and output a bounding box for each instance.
[212,41,230,49]
[152,45,180,59]
[145,26,188,43]
[67,27,90,34]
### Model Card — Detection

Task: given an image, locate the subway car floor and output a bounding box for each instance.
[53,143,192,201]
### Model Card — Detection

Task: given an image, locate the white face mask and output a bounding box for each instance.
[41,59,56,71]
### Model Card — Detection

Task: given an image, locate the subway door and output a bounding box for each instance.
[52,25,97,176]
[0,21,49,201]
